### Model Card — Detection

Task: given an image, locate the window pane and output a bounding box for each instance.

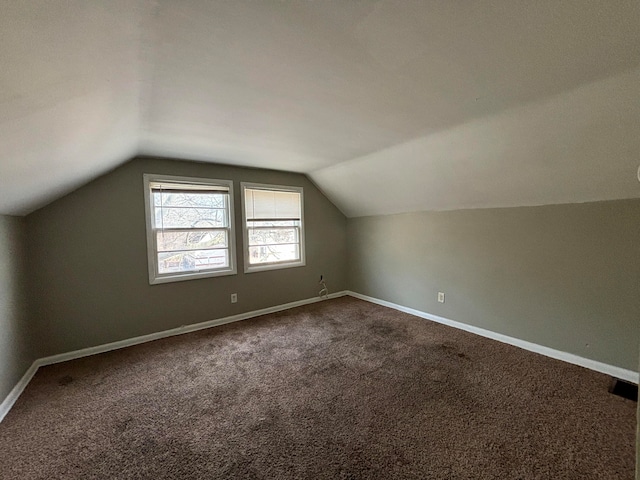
[157,230,227,252]
[248,244,299,265]
[153,192,226,209]
[154,207,227,229]
[248,227,298,246]
[158,249,229,274]
[146,177,236,282]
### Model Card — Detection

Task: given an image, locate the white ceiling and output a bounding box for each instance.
[1,0,639,216]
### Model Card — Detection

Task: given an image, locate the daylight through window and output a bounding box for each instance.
[242,183,305,272]
[144,175,236,284]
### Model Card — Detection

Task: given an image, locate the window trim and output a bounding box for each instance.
[143,173,237,284]
[241,182,306,274]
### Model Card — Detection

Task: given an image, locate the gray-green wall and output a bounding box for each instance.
[0,215,32,402]
[26,157,347,357]
[348,199,640,371]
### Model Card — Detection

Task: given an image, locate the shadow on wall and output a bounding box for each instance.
[0,215,32,402]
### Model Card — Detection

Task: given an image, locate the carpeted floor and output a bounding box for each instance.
[0,297,636,479]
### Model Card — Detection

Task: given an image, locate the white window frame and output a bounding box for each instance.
[143,174,237,284]
[241,182,305,273]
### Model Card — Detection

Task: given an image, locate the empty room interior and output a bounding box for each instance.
[1,1,639,478]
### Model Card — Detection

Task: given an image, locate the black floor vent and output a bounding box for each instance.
[609,378,638,402]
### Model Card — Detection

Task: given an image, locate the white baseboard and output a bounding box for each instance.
[2,289,635,424]
[0,362,39,424]
[0,291,347,423]
[37,291,348,368]
[347,291,639,384]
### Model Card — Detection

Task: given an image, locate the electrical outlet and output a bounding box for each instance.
[437,292,445,303]
[230,293,238,304]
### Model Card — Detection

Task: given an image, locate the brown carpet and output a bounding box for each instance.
[0,297,636,479]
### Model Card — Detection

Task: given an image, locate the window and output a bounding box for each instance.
[143,174,236,284]
[241,183,305,273]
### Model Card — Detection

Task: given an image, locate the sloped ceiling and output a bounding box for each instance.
[1,1,639,216]
[1,1,142,215]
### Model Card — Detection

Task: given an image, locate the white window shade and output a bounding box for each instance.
[149,181,229,193]
[244,189,301,220]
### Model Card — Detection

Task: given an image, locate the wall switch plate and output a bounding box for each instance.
[437,292,445,303]
[231,293,238,303]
